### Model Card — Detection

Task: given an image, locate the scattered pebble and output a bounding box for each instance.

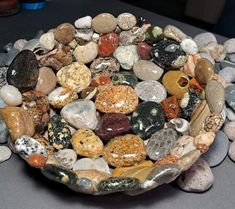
[0,146,11,163]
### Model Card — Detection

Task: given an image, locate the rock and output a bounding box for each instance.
[229,54,235,63]
[226,108,235,121]
[95,85,138,114]
[39,31,55,51]
[162,71,189,99]
[112,71,138,88]
[0,85,22,106]
[182,54,200,77]
[15,135,47,160]
[80,87,98,100]
[224,121,235,141]
[22,39,40,51]
[194,58,214,85]
[21,91,50,133]
[113,45,139,70]
[3,42,13,52]
[223,38,235,53]
[91,75,112,88]
[194,132,216,147]
[71,128,103,158]
[98,33,119,57]
[145,26,164,44]
[54,23,75,44]
[0,107,35,141]
[146,128,178,161]
[199,52,215,65]
[202,131,229,167]
[33,134,55,156]
[74,169,110,183]
[203,113,223,132]
[75,29,93,44]
[0,146,11,163]
[161,96,181,119]
[218,67,235,82]
[61,99,98,130]
[73,157,110,174]
[228,141,235,161]
[193,32,217,49]
[131,101,165,139]
[225,85,235,111]
[7,50,39,92]
[133,60,163,81]
[177,158,214,192]
[117,13,137,30]
[57,62,91,93]
[163,25,187,42]
[137,42,152,60]
[14,39,27,51]
[200,42,226,61]
[0,67,8,88]
[153,155,178,167]
[205,80,224,113]
[48,87,78,108]
[103,134,146,167]
[151,39,187,69]
[48,115,72,150]
[92,13,117,34]
[0,53,8,67]
[35,67,57,95]
[134,80,167,103]
[74,16,92,29]
[119,27,145,46]
[28,154,46,168]
[54,149,77,169]
[168,118,190,134]
[95,113,131,142]
[180,38,198,55]
[5,48,19,66]
[73,42,98,64]
[0,113,9,143]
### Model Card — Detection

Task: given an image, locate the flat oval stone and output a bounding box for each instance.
[205,80,224,113]
[225,85,235,112]
[48,115,72,150]
[131,101,165,139]
[200,42,226,61]
[35,67,57,95]
[193,32,217,49]
[92,13,117,34]
[224,121,235,141]
[95,113,131,142]
[113,45,139,70]
[48,87,78,109]
[0,113,9,143]
[180,38,198,55]
[0,146,11,163]
[163,25,187,42]
[15,135,47,160]
[27,154,46,168]
[218,67,235,83]
[112,71,138,88]
[98,33,119,57]
[177,158,214,192]
[146,128,178,161]
[61,99,98,130]
[135,80,167,103]
[57,62,91,93]
[54,149,77,169]
[117,13,137,30]
[54,23,75,45]
[228,141,235,161]
[103,134,146,167]
[0,85,22,106]
[202,131,229,167]
[7,50,39,92]
[133,60,163,81]
[137,42,152,60]
[95,85,138,114]
[226,107,235,121]
[224,38,235,53]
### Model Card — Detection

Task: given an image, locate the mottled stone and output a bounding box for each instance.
[200,42,226,61]
[131,101,165,139]
[103,134,146,167]
[145,26,164,44]
[80,87,97,100]
[0,85,22,106]
[54,149,77,169]
[61,99,98,130]
[224,121,235,141]
[98,33,119,57]
[57,62,91,93]
[203,113,223,133]
[228,141,235,161]
[224,38,235,53]
[54,23,75,45]
[137,42,152,60]
[225,85,235,111]
[0,67,8,88]
[194,132,215,147]
[193,32,217,49]
[119,27,145,46]
[39,31,55,51]
[163,25,187,42]
[33,134,54,156]
[117,13,137,30]
[168,118,190,134]
[112,71,138,88]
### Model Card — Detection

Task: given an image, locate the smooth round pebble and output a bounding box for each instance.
[180,38,198,55]
[0,146,11,163]
[228,141,235,162]
[224,121,235,141]
[0,85,22,106]
[223,38,235,53]
[226,108,235,121]
[193,32,217,49]
[117,13,137,30]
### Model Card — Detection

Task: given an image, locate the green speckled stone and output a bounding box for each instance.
[97,177,141,194]
[112,71,138,88]
[131,101,165,139]
[48,115,72,150]
[145,26,164,44]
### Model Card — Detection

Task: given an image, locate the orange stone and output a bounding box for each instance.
[160,96,181,119]
[153,155,178,166]
[28,154,46,168]
[196,143,209,153]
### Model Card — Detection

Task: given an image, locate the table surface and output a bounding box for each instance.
[0,1,235,209]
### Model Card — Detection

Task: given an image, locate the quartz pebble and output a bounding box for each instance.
[39,32,55,51]
[200,42,226,61]
[224,121,235,141]
[180,38,198,55]
[74,16,92,29]
[0,85,22,106]
[223,38,235,53]
[117,13,137,30]
[0,146,11,163]
[228,141,235,161]
[55,149,77,169]
[193,32,217,49]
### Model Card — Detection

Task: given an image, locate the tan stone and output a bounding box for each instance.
[194,132,215,147]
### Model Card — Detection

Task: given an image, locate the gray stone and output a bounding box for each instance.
[0,146,11,163]
[218,67,235,82]
[0,113,9,143]
[226,108,235,121]
[5,48,19,66]
[22,39,40,51]
[224,121,235,141]
[220,60,235,69]
[0,53,8,67]
[3,43,13,52]
[193,32,217,49]
[224,38,235,53]
[225,85,235,111]
[228,141,235,162]
[180,38,198,55]
[55,149,77,169]
[202,131,229,167]
[228,54,235,63]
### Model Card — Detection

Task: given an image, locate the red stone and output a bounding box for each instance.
[28,154,46,168]
[137,42,152,60]
[160,96,181,119]
[91,75,112,87]
[98,33,120,57]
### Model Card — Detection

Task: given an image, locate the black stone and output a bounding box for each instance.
[136,16,146,27]
[112,71,138,88]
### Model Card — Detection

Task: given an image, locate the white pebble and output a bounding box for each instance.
[74,16,92,29]
[229,141,235,161]
[0,85,22,106]
[0,146,12,163]
[180,38,198,55]
[224,38,235,53]
[39,32,55,51]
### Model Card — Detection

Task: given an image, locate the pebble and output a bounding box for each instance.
[199,52,215,65]
[117,13,137,30]
[151,39,187,69]
[5,48,19,66]
[131,101,165,139]
[0,85,22,106]
[168,118,190,134]
[0,53,8,67]
[193,32,217,49]
[22,39,40,51]
[180,38,198,55]
[27,154,46,168]
[225,85,235,111]
[48,87,78,108]
[0,67,8,88]
[133,60,163,81]
[137,42,152,60]
[162,71,189,99]
[177,158,214,192]
[119,27,145,46]
[153,155,178,167]
[39,31,55,51]
[200,42,226,61]
[194,132,215,147]
[0,146,11,163]
[3,42,13,52]
[202,131,229,167]
[92,13,117,34]
[103,134,146,167]
[74,16,92,29]
[80,87,97,100]
[205,80,225,113]
[95,113,131,142]
[33,134,55,156]
[145,26,164,44]
[74,169,110,183]
[54,149,77,169]
[75,29,93,43]
[14,39,27,51]
[161,96,181,119]
[61,99,98,130]
[54,23,75,44]
[223,38,235,53]
[57,62,91,93]
[71,128,103,158]
[95,85,138,114]
[224,121,235,141]
[35,67,57,95]
[146,128,178,161]
[203,113,223,133]
[226,108,235,121]
[112,71,138,88]
[163,25,187,42]
[218,67,235,82]
[134,80,167,103]
[7,50,39,92]
[0,113,9,143]
[48,115,72,150]
[229,54,235,63]
[113,45,139,70]
[228,141,235,161]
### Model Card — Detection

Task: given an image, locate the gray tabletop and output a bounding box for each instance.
[0,1,235,209]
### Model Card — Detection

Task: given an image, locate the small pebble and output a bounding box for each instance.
[228,54,235,63]
[180,38,198,55]
[39,31,55,51]
[226,108,235,121]
[74,16,92,29]
[218,67,235,83]
[54,23,75,45]
[0,85,22,106]
[117,13,137,30]
[28,154,46,168]
[163,25,187,42]
[223,38,235,53]
[0,113,9,143]
[224,121,235,141]
[193,32,217,49]
[225,85,235,112]
[0,146,11,163]
[228,141,235,162]
[54,149,77,169]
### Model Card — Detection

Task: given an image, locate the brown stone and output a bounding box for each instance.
[54,23,75,44]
